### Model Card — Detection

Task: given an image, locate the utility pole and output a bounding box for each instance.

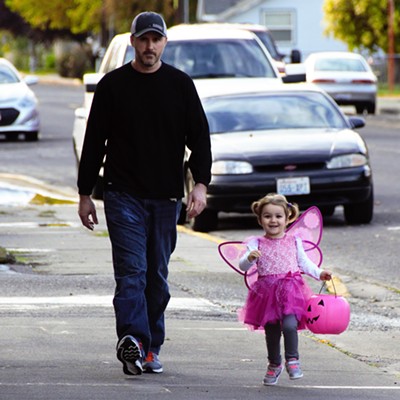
[387,0,395,92]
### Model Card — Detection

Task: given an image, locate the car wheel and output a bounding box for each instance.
[319,206,335,217]
[356,103,376,115]
[25,132,39,142]
[189,208,218,232]
[366,102,376,115]
[177,206,187,225]
[344,189,373,224]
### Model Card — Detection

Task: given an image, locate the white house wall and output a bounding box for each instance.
[225,0,348,59]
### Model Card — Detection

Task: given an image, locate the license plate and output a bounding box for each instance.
[276,177,310,195]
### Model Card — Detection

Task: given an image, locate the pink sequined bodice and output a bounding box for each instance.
[256,234,300,276]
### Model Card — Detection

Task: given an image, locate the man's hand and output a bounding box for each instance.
[78,195,98,230]
[186,183,207,219]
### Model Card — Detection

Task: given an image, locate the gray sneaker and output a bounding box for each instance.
[116,335,143,375]
[285,359,303,380]
[143,351,163,373]
[263,364,283,386]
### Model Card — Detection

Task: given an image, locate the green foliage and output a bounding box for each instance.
[323,0,400,53]
[5,0,188,36]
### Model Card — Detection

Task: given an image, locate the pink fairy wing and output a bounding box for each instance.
[287,206,324,267]
[218,241,258,288]
[218,241,248,276]
[218,206,323,289]
[244,265,258,289]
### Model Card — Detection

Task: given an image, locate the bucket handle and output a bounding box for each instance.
[319,278,337,297]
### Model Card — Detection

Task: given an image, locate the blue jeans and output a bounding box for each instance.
[104,191,181,355]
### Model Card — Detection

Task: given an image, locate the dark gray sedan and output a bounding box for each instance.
[183,80,373,232]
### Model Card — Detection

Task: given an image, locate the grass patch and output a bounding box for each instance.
[378,83,400,96]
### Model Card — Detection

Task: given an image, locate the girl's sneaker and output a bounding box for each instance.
[263,364,283,386]
[285,358,303,380]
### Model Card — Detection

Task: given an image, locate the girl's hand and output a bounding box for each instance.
[248,250,261,262]
[320,270,332,281]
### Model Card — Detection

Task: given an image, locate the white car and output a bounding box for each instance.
[304,52,377,114]
[73,25,282,198]
[0,58,40,141]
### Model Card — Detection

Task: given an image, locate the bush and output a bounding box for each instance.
[55,41,91,79]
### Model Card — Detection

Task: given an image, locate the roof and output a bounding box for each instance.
[306,52,368,60]
[167,24,258,40]
[193,78,321,99]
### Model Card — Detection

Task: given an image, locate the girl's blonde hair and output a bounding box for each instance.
[251,193,300,224]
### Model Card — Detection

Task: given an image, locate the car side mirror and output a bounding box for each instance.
[348,116,365,129]
[290,49,301,63]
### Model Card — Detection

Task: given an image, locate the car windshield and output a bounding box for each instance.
[314,58,367,72]
[162,40,277,78]
[0,66,19,84]
[203,92,347,133]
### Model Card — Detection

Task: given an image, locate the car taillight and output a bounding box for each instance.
[351,79,374,84]
[311,79,336,83]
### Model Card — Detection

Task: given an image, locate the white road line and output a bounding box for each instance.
[0,295,221,312]
[292,385,399,390]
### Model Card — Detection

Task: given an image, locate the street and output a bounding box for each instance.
[0,82,399,399]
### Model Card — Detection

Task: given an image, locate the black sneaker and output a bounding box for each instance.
[116,335,143,375]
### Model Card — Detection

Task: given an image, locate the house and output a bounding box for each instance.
[196,0,347,61]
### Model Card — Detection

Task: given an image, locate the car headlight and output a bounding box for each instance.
[211,160,253,175]
[326,154,368,169]
[18,95,37,108]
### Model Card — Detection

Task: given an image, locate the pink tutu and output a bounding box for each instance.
[238,271,313,331]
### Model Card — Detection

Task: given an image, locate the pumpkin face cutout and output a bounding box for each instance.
[305,294,350,334]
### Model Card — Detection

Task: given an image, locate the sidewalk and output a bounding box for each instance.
[0,182,398,399]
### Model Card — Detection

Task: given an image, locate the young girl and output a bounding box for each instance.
[238,193,332,386]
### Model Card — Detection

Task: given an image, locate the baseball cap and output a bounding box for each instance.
[131,11,167,37]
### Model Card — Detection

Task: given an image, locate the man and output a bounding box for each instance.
[77,11,212,375]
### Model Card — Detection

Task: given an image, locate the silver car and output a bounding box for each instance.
[304,52,377,114]
[0,58,40,141]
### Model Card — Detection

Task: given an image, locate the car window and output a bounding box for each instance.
[0,66,19,84]
[162,40,276,78]
[252,31,280,60]
[101,41,126,73]
[203,92,347,133]
[314,58,367,72]
[124,45,135,64]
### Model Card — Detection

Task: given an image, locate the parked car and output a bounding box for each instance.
[0,58,40,141]
[181,81,373,232]
[191,22,302,75]
[73,25,282,197]
[164,24,280,79]
[304,52,377,114]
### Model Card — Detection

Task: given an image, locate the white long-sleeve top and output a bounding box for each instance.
[239,236,322,281]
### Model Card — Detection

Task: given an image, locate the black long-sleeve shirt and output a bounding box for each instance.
[77,62,212,198]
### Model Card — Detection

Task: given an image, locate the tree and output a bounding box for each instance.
[323,0,400,53]
[4,0,193,38]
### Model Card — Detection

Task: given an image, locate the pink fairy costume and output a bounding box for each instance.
[238,234,322,331]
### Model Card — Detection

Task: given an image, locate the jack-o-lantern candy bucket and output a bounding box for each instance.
[305,282,350,334]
